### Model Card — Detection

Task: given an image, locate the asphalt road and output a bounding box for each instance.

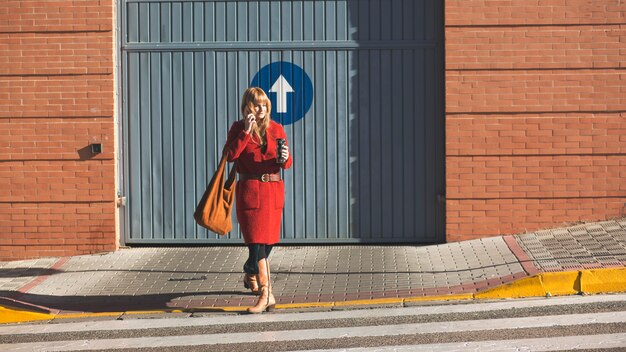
[2,294,626,351]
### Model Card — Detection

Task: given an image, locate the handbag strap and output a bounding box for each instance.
[222,145,237,188]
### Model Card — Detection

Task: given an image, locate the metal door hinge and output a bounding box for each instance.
[117,196,127,207]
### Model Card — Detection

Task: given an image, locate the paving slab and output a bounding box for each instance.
[1,218,625,323]
[1,239,523,313]
[515,219,626,272]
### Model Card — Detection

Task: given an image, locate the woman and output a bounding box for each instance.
[225,87,292,313]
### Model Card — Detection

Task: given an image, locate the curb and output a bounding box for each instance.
[474,267,626,299]
[2,267,626,324]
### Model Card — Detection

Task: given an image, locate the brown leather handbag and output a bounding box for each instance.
[194,150,237,235]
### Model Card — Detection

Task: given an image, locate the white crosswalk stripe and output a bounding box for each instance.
[297,333,626,352]
[2,294,626,351]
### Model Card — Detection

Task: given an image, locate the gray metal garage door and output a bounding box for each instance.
[120,0,445,244]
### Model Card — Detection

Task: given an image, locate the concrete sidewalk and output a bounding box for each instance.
[1,218,626,324]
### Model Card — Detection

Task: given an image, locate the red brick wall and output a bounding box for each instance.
[0,0,116,260]
[2,1,625,258]
[445,0,626,241]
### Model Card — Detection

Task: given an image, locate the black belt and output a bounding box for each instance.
[239,173,281,182]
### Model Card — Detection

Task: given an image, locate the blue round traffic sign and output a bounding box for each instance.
[251,61,313,125]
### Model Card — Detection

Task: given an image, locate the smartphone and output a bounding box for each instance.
[276,138,286,163]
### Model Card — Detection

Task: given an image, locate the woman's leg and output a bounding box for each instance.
[259,244,274,297]
[247,244,276,313]
[242,245,260,294]
[243,244,261,275]
[262,245,275,307]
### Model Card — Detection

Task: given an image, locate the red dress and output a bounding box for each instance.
[225,120,293,245]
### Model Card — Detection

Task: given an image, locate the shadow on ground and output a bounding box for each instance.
[0,268,63,279]
[0,290,255,314]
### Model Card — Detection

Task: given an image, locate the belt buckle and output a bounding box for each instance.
[260,174,269,182]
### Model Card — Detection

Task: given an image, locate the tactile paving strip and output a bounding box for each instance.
[514,218,626,272]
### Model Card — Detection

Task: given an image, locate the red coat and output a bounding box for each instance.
[225,120,292,244]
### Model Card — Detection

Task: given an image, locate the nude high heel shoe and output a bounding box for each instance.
[247,259,276,314]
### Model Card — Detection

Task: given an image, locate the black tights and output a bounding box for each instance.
[243,244,273,275]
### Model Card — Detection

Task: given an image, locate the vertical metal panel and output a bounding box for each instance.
[302,50,316,239]
[161,51,174,239]
[401,49,416,239]
[122,0,444,244]
[355,49,369,239]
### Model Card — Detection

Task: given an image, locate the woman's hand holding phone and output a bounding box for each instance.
[244,113,256,134]
[280,145,289,163]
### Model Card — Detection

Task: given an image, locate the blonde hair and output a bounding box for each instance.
[240,87,272,146]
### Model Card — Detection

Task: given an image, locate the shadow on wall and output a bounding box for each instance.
[77,144,102,160]
[346,0,445,243]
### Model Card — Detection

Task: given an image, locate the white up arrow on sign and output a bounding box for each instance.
[269,75,294,113]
